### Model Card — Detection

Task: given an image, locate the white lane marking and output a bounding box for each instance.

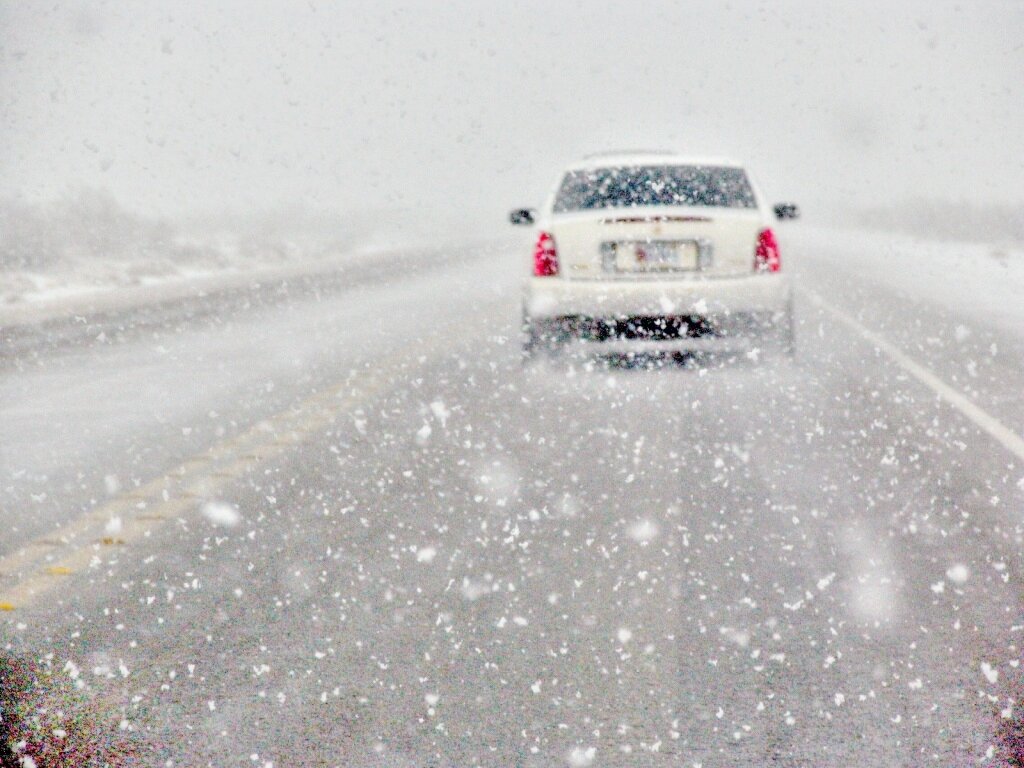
[805,290,1024,463]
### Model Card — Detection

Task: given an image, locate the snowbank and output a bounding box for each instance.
[0,193,478,327]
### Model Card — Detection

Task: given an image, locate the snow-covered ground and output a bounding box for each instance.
[3,220,1021,339]
[0,229,488,327]
[790,225,1024,337]
[1,239,372,326]
[0,201,504,326]
[4,232,1023,766]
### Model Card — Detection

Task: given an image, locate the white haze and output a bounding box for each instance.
[1,0,1022,226]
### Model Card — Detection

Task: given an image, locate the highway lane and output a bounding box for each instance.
[2,231,1023,766]
[0,244,494,557]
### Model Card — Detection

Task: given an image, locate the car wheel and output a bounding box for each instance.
[522,311,565,364]
[522,331,537,364]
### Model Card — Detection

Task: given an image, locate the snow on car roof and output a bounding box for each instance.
[568,153,745,170]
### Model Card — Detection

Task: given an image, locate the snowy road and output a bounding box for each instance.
[2,230,1023,766]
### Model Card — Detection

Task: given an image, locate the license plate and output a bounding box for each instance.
[605,241,698,272]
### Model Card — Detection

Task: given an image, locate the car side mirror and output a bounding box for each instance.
[773,203,800,220]
[509,208,536,226]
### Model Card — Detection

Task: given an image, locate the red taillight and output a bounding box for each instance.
[754,228,781,273]
[533,231,558,277]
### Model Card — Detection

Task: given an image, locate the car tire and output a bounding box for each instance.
[522,330,537,364]
[522,310,564,364]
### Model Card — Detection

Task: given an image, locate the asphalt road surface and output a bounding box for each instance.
[2,231,1023,767]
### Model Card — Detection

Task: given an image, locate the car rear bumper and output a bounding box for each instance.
[523,274,793,354]
[524,273,791,319]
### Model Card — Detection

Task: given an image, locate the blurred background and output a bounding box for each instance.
[2,0,1022,298]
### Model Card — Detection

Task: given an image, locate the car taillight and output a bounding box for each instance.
[754,228,781,273]
[533,231,558,277]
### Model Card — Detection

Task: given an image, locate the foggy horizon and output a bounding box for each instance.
[2,0,1022,221]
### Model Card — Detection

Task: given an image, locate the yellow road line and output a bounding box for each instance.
[0,372,380,606]
[0,348,419,610]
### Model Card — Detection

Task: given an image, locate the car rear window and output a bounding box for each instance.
[553,165,757,212]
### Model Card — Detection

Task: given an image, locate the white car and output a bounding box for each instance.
[511,152,796,361]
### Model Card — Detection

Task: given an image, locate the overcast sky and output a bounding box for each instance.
[1,0,1021,220]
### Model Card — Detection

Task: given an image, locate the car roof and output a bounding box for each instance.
[566,153,745,171]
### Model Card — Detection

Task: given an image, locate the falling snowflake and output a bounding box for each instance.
[568,746,596,767]
[202,500,241,527]
[946,564,969,584]
[627,518,659,543]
